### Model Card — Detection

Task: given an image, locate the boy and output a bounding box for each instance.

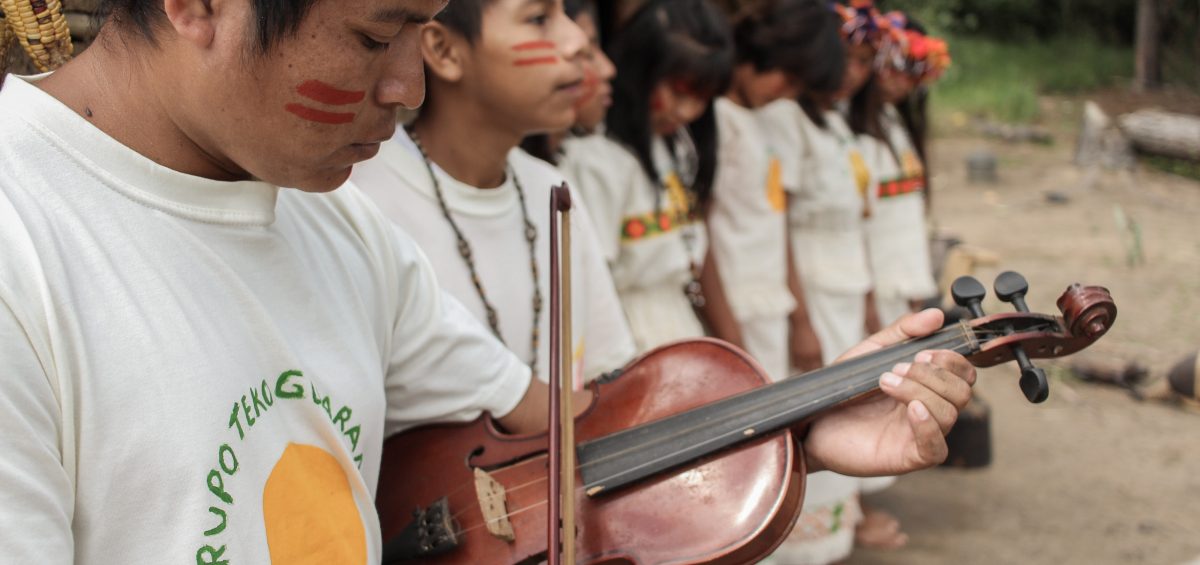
[0,0,974,562]
[350,0,636,384]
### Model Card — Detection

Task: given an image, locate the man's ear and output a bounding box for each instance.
[420,22,467,84]
[162,0,219,46]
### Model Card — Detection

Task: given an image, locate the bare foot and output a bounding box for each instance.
[855,507,909,550]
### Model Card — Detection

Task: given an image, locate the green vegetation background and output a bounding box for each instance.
[879,0,1198,122]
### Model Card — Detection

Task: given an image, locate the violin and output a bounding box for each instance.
[377,270,1115,564]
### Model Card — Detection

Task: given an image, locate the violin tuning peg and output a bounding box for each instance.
[951,276,988,319]
[1020,366,1050,404]
[994,271,1031,313]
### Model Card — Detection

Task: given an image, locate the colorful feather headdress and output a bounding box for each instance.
[874,11,951,84]
[832,0,883,46]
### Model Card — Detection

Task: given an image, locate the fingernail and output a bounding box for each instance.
[912,401,931,421]
[915,351,933,363]
[881,372,903,388]
[893,362,912,376]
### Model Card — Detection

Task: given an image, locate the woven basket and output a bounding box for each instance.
[0,0,73,72]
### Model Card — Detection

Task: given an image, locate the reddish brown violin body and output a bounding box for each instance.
[376,282,1116,564]
[377,339,803,564]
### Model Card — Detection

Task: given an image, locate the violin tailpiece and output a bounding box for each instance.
[380,496,459,562]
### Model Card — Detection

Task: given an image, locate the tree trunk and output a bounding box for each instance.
[1076,101,1136,170]
[1119,109,1200,161]
[1135,0,1163,91]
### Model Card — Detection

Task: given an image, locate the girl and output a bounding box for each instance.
[560,0,737,352]
[705,0,841,383]
[851,13,946,327]
[764,2,879,562]
[837,2,933,553]
[786,10,877,370]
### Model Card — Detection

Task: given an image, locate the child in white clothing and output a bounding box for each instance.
[351,0,637,385]
[705,0,839,383]
[851,13,949,326]
[561,0,737,352]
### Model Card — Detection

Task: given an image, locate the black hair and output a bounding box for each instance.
[728,0,845,128]
[898,86,931,208]
[732,0,844,87]
[434,0,505,44]
[896,13,930,165]
[890,13,932,206]
[604,0,734,207]
[520,135,558,165]
[97,0,319,51]
[775,1,843,128]
[848,74,887,141]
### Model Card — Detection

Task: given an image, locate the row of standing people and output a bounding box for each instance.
[0,0,980,560]
[351,0,950,563]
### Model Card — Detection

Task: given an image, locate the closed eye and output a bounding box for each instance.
[359,33,390,51]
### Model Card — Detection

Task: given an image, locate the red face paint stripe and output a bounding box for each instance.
[511,40,557,51]
[285,103,355,125]
[296,80,365,106]
[574,70,600,110]
[514,56,560,67]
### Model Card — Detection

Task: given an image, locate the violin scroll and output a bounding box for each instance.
[956,274,1118,404]
[1057,283,1117,340]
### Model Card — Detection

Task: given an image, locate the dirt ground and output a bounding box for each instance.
[847,102,1200,565]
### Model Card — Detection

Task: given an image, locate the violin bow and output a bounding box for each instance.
[548,183,577,565]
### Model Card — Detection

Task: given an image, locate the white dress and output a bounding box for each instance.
[765,100,870,565]
[862,104,938,325]
[787,105,874,365]
[708,98,797,382]
[560,133,708,352]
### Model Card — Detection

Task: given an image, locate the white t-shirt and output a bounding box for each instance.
[784,102,873,295]
[350,129,635,385]
[707,98,796,321]
[0,74,531,564]
[560,133,708,350]
[861,104,937,300]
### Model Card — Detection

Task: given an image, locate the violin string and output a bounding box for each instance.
[573,331,976,470]
[453,497,551,537]
[452,341,982,532]
[570,339,981,490]
[479,329,1015,488]
[438,330,984,507]
[441,333,993,527]
[440,330,970,520]
[432,325,1045,528]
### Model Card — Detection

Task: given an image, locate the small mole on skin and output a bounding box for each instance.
[85,107,93,118]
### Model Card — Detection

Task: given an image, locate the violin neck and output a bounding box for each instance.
[576,322,980,496]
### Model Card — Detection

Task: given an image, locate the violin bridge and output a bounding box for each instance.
[474,468,516,542]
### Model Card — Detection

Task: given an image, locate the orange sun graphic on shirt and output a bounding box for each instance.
[262,443,367,564]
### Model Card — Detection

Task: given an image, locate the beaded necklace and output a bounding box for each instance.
[408,127,543,374]
[663,130,706,309]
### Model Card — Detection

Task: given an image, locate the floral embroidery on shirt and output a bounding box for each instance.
[620,172,698,241]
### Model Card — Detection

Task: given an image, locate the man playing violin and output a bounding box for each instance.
[0,0,974,563]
